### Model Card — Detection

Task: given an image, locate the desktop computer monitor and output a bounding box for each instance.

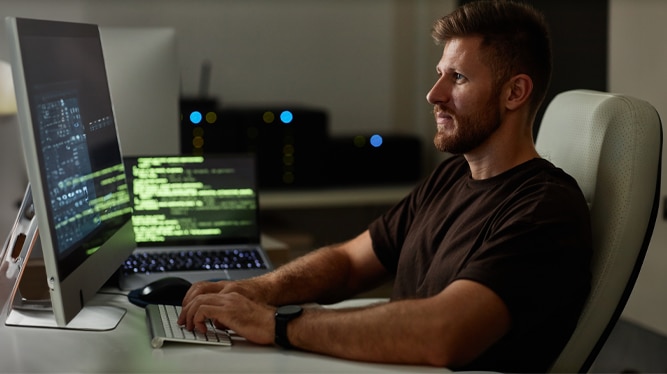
[4,17,136,329]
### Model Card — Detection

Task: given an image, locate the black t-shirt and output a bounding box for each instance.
[369,156,592,372]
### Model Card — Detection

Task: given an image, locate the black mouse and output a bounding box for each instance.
[131,277,192,306]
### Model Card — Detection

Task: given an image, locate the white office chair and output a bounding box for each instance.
[535,89,663,373]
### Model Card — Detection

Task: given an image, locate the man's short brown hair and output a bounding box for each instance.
[432,0,552,115]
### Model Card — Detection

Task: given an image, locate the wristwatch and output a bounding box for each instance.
[274,305,303,349]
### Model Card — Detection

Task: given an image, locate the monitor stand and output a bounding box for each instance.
[1,185,126,331]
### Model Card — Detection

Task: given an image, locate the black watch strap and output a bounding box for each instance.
[274,305,303,349]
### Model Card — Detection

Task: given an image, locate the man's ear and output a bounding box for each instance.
[504,74,533,111]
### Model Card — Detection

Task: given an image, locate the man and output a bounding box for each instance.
[179,1,592,372]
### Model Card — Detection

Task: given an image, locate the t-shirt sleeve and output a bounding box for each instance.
[369,157,466,277]
[368,194,411,274]
[368,177,431,274]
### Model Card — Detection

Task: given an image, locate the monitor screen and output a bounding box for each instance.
[5,16,136,327]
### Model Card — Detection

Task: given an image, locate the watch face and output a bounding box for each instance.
[278,305,303,316]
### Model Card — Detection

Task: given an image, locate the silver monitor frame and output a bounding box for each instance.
[3,16,136,330]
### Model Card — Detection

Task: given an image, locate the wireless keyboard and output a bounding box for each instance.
[146,304,232,348]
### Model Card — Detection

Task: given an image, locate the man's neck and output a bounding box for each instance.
[464,121,540,180]
[465,147,540,180]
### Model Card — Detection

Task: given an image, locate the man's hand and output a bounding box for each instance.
[180,278,269,308]
[178,291,276,345]
[175,231,385,351]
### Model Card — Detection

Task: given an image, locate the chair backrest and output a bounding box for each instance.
[535,89,663,373]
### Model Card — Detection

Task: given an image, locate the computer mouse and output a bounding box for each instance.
[135,277,192,306]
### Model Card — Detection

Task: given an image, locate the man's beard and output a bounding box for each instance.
[433,99,502,155]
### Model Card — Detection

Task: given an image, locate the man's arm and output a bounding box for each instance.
[259,230,390,305]
[289,279,510,368]
[179,229,511,368]
[180,230,389,312]
[179,277,510,368]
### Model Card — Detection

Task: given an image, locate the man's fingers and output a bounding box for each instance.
[179,293,216,327]
[193,305,219,333]
[180,293,236,330]
[182,280,226,306]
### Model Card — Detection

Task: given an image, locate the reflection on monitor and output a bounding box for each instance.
[99,27,180,156]
[4,17,136,329]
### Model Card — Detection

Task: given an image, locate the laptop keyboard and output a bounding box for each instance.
[122,248,268,275]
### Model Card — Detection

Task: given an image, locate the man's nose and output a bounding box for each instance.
[426,78,449,105]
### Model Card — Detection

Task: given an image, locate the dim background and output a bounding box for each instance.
[0,1,666,370]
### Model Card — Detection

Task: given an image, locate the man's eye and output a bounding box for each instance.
[454,73,465,81]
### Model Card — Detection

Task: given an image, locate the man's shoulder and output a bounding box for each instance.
[517,159,591,218]
[510,158,581,189]
[531,158,584,193]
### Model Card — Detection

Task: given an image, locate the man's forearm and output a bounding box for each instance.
[285,280,511,369]
[251,230,387,306]
[289,299,449,366]
[257,243,361,306]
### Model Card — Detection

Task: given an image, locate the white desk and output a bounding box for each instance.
[0,292,449,373]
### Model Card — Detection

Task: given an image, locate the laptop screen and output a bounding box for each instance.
[124,154,260,248]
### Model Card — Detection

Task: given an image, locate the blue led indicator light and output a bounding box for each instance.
[190,111,203,124]
[280,110,294,124]
[370,134,383,148]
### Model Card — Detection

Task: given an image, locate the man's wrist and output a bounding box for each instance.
[274,305,303,349]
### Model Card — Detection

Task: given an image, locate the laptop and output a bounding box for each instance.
[118,154,273,290]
